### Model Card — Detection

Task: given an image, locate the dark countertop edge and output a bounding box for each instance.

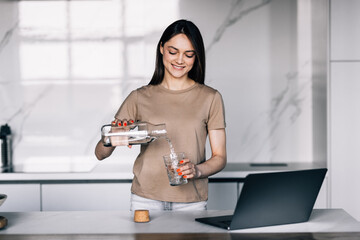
[0,178,244,184]
[0,179,133,184]
[0,232,359,240]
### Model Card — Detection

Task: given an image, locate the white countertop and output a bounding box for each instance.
[0,162,326,182]
[0,209,359,234]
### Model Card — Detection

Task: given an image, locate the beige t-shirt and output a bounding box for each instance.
[115,83,226,202]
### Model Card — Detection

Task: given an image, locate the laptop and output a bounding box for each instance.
[195,168,327,230]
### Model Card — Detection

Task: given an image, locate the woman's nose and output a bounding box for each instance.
[176,54,184,64]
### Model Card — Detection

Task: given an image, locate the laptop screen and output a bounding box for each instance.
[196,168,327,230]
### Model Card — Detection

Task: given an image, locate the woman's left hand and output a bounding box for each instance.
[176,159,201,179]
[173,129,226,180]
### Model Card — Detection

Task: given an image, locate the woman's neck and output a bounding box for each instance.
[161,76,195,91]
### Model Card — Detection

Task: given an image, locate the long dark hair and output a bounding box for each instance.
[148,19,206,85]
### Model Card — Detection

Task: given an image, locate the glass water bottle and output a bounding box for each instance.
[101,122,167,147]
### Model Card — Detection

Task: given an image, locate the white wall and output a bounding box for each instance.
[330,0,360,220]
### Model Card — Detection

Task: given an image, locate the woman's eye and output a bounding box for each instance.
[169,51,176,55]
[186,54,195,58]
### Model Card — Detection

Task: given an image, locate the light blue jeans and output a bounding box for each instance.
[130,193,207,211]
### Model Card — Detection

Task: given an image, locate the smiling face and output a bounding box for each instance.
[160,33,196,82]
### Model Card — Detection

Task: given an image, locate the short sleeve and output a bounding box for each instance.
[207,91,226,130]
[114,90,138,120]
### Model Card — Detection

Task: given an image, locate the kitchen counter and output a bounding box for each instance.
[0,161,329,213]
[0,209,359,239]
[0,162,326,182]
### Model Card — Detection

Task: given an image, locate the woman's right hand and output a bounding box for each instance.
[110,118,135,148]
[111,118,135,128]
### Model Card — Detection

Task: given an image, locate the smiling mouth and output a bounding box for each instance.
[172,64,185,70]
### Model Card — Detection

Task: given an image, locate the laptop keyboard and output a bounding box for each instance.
[220,220,232,226]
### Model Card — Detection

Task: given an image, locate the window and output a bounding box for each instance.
[18,0,179,84]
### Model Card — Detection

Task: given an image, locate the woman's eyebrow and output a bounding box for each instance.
[168,46,195,53]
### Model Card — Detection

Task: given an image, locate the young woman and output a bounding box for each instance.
[95,19,226,211]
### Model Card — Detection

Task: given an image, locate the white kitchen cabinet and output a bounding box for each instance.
[41,183,131,211]
[0,184,41,212]
[42,182,239,211]
[207,182,238,210]
[330,62,360,220]
[331,0,360,60]
[0,176,327,212]
[329,0,360,221]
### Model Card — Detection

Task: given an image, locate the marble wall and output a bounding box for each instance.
[0,2,21,127]
[0,0,327,169]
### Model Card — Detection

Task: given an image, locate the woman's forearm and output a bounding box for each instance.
[195,153,226,178]
[195,129,227,178]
